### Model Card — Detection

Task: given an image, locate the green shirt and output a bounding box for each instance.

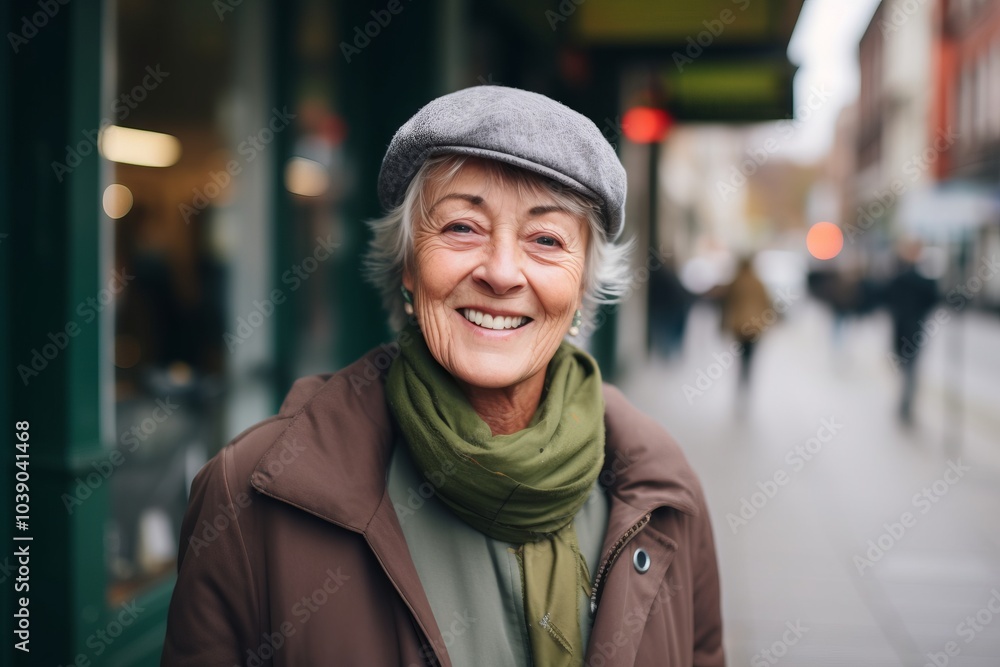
[387,438,610,666]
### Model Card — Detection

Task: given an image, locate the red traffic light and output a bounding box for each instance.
[622,107,673,144]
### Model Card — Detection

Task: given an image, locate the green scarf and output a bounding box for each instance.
[386,326,605,666]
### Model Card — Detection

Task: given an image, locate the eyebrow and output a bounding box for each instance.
[428,193,484,216]
[528,204,572,217]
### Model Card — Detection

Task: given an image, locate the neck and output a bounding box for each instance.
[458,370,546,435]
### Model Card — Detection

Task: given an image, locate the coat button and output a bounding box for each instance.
[633,547,650,573]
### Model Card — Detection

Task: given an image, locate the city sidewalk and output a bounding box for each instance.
[619,299,1000,667]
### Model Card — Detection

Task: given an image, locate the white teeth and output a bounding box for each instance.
[461,309,528,331]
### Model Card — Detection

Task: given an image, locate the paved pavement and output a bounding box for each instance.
[618,299,1000,667]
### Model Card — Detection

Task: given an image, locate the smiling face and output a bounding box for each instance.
[403,158,589,394]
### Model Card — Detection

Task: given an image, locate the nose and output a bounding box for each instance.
[472,234,526,296]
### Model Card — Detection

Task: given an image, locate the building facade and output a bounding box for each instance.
[932,0,1000,309]
[856,0,1000,302]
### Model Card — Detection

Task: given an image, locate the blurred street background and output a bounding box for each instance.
[3,0,1000,665]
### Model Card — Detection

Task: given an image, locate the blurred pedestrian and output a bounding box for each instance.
[649,256,692,359]
[825,270,861,351]
[826,272,867,372]
[720,256,772,394]
[883,239,939,424]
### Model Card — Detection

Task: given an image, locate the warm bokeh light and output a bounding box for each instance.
[622,106,673,144]
[103,183,134,219]
[806,221,844,260]
[284,157,329,197]
[99,125,182,167]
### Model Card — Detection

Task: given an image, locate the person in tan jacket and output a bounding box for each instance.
[162,86,725,666]
[720,256,773,392]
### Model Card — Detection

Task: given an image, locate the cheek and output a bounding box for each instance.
[413,246,471,301]
[532,264,585,318]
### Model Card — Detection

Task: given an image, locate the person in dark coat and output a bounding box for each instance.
[649,256,693,359]
[883,239,939,424]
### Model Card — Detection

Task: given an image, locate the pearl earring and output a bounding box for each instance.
[401,285,414,316]
[569,309,582,337]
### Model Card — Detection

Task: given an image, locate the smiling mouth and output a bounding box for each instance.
[460,308,533,331]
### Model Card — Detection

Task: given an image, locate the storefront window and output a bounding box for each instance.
[102,0,345,605]
[105,0,258,605]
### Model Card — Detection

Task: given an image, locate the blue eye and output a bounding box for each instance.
[447,223,472,233]
[535,236,558,247]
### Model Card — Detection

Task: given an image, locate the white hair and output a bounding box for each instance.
[364,154,634,332]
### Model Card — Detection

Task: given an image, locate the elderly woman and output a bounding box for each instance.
[162,86,724,667]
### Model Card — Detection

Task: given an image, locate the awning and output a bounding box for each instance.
[567,0,805,122]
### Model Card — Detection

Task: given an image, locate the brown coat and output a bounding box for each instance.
[160,348,725,666]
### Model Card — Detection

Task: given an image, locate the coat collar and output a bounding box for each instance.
[250,346,700,529]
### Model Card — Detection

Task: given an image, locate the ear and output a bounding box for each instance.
[402,268,415,293]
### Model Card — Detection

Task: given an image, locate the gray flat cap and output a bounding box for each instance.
[378,85,627,240]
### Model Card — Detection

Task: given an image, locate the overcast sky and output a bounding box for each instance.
[777,0,884,162]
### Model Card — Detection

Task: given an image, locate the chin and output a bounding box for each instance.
[450,350,534,390]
